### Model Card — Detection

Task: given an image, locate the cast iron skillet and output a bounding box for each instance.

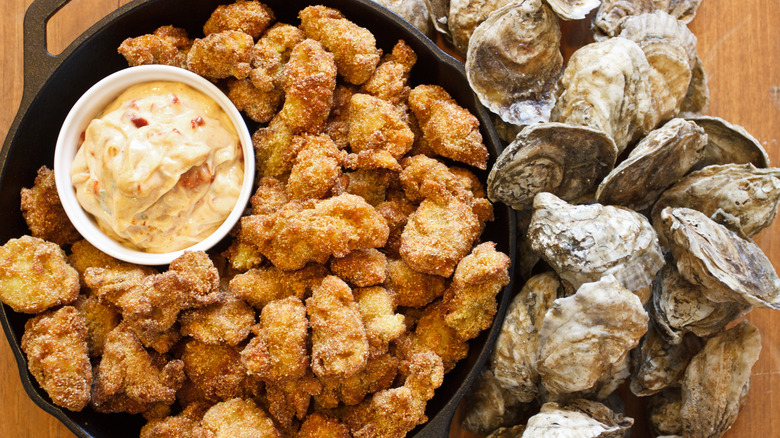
[0,0,517,436]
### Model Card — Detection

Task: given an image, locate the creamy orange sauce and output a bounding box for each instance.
[71,81,244,253]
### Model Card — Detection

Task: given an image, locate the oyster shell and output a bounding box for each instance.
[592,0,703,40]
[629,322,702,396]
[552,37,658,154]
[461,368,529,435]
[648,388,683,437]
[545,0,601,20]
[528,192,664,299]
[425,0,451,38]
[687,115,770,170]
[487,123,618,211]
[372,0,434,37]
[491,271,562,404]
[659,207,780,309]
[466,1,563,126]
[595,118,707,211]
[487,425,526,438]
[448,0,523,56]
[522,399,634,437]
[537,275,648,398]
[680,321,762,438]
[679,55,709,116]
[652,263,751,344]
[652,163,780,240]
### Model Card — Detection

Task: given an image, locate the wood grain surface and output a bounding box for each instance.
[0,0,777,437]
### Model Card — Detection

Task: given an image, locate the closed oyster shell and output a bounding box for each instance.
[552,37,658,154]
[648,388,683,437]
[651,263,751,344]
[466,1,563,126]
[528,192,664,299]
[372,0,434,37]
[652,163,780,240]
[545,0,601,20]
[523,399,634,437]
[488,123,618,211]
[491,271,562,403]
[659,207,780,309]
[537,275,648,398]
[461,368,531,435]
[629,323,702,396]
[592,0,702,40]
[448,0,524,56]
[425,0,451,38]
[596,118,706,211]
[680,321,762,438]
[679,55,709,116]
[687,115,770,170]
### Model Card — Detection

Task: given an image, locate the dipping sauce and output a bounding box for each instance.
[70,81,244,253]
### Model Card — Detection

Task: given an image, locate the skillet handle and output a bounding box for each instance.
[22,0,73,99]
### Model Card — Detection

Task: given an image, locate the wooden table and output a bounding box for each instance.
[1,0,777,437]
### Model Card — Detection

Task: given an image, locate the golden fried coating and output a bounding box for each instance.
[180,296,255,346]
[399,154,475,203]
[20,166,80,245]
[343,149,403,172]
[442,242,510,340]
[222,233,265,274]
[201,398,281,438]
[278,39,337,134]
[408,84,488,169]
[286,134,345,200]
[153,25,192,49]
[375,196,417,258]
[250,176,288,215]
[227,78,282,123]
[297,412,351,438]
[240,193,389,271]
[306,276,369,379]
[241,296,309,382]
[118,33,187,68]
[0,235,79,313]
[68,239,154,285]
[251,23,305,88]
[91,324,185,414]
[265,373,323,431]
[141,402,214,438]
[324,84,358,149]
[450,166,487,199]
[203,0,274,38]
[344,168,392,206]
[316,352,399,409]
[347,93,414,160]
[330,248,387,287]
[228,264,327,309]
[400,195,482,277]
[186,30,254,80]
[398,300,469,373]
[361,40,417,105]
[169,251,222,307]
[298,5,382,85]
[384,258,447,308]
[182,340,253,402]
[20,306,91,411]
[73,294,120,356]
[355,286,405,357]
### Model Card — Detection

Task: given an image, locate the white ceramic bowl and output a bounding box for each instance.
[54,65,255,266]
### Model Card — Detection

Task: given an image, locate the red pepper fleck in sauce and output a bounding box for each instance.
[130,114,149,128]
[191,116,205,129]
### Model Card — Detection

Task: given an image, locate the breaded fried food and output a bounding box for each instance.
[347,93,414,160]
[73,294,120,356]
[325,84,357,149]
[361,40,417,105]
[298,5,382,85]
[203,0,274,38]
[343,149,403,172]
[298,412,351,438]
[228,264,327,309]
[169,251,221,307]
[0,235,79,313]
[241,296,309,382]
[222,234,265,273]
[306,276,369,379]
[278,39,337,134]
[182,339,252,402]
[408,84,489,169]
[227,78,282,123]
[399,154,475,203]
[398,300,469,373]
[240,193,389,271]
[253,115,294,178]
[20,166,80,245]
[118,26,190,68]
[91,324,185,414]
[354,286,405,357]
[140,402,214,438]
[342,354,442,438]
[20,306,92,411]
[201,398,281,438]
[180,296,255,346]
[330,248,387,287]
[442,242,511,340]
[68,239,155,284]
[400,196,482,277]
[265,373,322,431]
[250,176,288,215]
[384,258,447,308]
[316,352,399,408]
[344,168,392,206]
[286,134,344,200]
[375,196,417,258]
[186,30,254,80]
[250,23,305,88]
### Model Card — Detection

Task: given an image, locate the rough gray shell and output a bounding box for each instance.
[448,0,525,56]
[687,115,770,170]
[523,399,634,437]
[372,0,434,37]
[546,0,601,20]
[461,368,528,435]
[629,323,702,396]
[592,0,702,40]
